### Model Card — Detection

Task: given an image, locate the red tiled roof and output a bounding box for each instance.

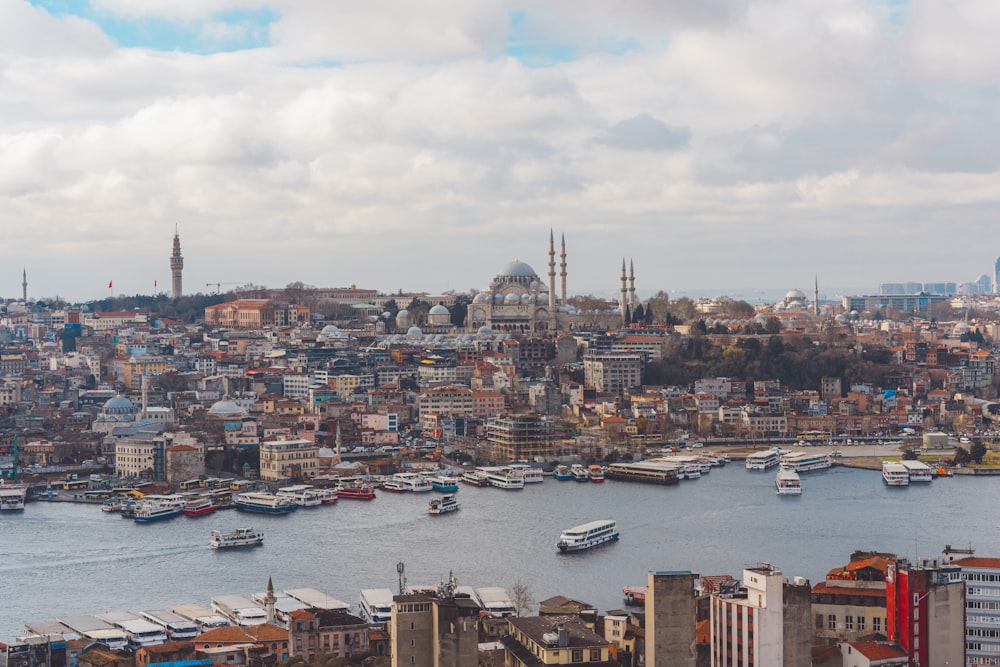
[196,627,253,643]
[847,641,907,660]
[244,624,287,642]
[288,609,315,621]
[953,557,1000,569]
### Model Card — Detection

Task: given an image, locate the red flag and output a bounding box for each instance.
[108,281,113,289]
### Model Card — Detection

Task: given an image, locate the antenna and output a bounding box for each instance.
[397,561,407,595]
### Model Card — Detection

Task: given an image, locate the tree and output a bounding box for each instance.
[901,448,919,460]
[511,577,535,617]
[970,441,988,464]
[952,446,970,466]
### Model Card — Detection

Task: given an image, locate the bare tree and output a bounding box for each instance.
[511,577,535,617]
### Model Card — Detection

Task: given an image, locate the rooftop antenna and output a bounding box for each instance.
[397,561,407,595]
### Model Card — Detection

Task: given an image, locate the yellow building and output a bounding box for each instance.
[259,436,319,481]
[123,357,171,391]
[502,615,613,665]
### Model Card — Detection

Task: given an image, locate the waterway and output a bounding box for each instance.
[0,464,995,641]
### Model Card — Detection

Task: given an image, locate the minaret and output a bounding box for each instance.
[628,260,637,310]
[141,374,149,420]
[263,577,276,624]
[21,268,27,303]
[813,274,819,316]
[560,234,567,305]
[335,422,342,458]
[548,230,556,324]
[170,226,184,299]
[620,258,628,327]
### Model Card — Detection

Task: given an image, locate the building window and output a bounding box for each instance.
[816,614,824,629]
[827,614,836,630]
[845,616,854,631]
[571,649,583,662]
[590,649,601,660]
[857,616,866,632]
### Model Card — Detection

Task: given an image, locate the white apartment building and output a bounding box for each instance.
[583,352,643,395]
[418,386,474,418]
[950,553,1000,666]
[710,565,785,667]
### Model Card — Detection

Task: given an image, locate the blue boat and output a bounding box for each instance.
[234,492,298,514]
[430,475,460,492]
[552,465,573,481]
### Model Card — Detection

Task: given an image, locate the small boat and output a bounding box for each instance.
[623,586,645,606]
[315,488,339,504]
[570,465,590,482]
[393,473,433,492]
[183,497,217,517]
[427,494,460,515]
[276,485,324,507]
[552,465,573,481]
[461,470,490,487]
[587,465,605,483]
[882,461,910,487]
[234,492,298,514]
[210,527,264,549]
[935,466,954,477]
[430,475,460,492]
[101,498,122,513]
[775,469,802,495]
[557,519,619,553]
[379,480,409,493]
[337,482,376,500]
[134,495,186,523]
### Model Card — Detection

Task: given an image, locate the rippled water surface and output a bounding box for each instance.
[1,465,993,640]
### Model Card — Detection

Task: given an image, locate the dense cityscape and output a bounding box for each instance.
[2,232,1000,667]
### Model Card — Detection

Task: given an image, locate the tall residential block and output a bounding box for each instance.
[645,570,698,667]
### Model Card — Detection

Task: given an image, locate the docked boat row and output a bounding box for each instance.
[882,459,936,486]
[553,464,605,482]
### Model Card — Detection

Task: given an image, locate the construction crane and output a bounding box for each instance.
[206,282,245,294]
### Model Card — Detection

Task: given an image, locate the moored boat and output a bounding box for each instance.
[507,464,544,483]
[570,464,590,482]
[379,480,409,493]
[234,492,298,514]
[210,527,264,549]
[337,482,376,499]
[745,448,781,471]
[133,495,186,523]
[429,475,460,492]
[460,470,489,487]
[0,482,27,511]
[183,497,217,517]
[392,472,433,492]
[623,586,646,606]
[427,494,460,515]
[587,465,605,483]
[479,467,524,490]
[552,465,573,481]
[778,451,832,473]
[775,469,802,495]
[557,519,619,553]
[882,461,910,487]
[276,485,324,507]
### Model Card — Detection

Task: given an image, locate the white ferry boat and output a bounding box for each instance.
[210,527,264,549]
[899,460,933,483]
[556,519,620,553]
[427,494,460,515]
[133,495,186,523]
[276,485,324,507]
[570,464,590,482]
[882,461,910,487]
[745,448,781,471]
[360,589,394,624]
[506,464,544,483]
[779,451,832,473]
[393,472,433,492]
[0,481,27,511]
[775,469,802,495]
[461,470,490,487]
[479,467,525,490]
[234,492,298,514]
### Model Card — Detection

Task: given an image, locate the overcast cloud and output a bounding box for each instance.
[2,0,999,302]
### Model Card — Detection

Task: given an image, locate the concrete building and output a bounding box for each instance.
[287,608,369,661]
[946,549,1000,667]
[164,444,205,486]
[885,558,965,667]
[583,352,643,395]
[486,414,561,461]
[645,570,698,667]
[502,615,614,666]
[709,564,811,667]
[258,436,319,481]
[811,555,892,644]
[390,575,480,667]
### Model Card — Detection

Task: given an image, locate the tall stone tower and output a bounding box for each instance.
[22,268,27,303]
[170,227,184,299]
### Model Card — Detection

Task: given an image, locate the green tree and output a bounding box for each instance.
[970,441,988,464]
[952,446,970,466]
[901,448,919,460]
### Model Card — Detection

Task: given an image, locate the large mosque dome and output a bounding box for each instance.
[208,399,248,418]
[499,260,539,279]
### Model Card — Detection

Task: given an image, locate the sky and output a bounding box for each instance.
[2,0,999,303]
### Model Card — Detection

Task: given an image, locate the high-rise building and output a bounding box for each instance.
[170,227,184,299]
[885,558,965,667]
[645,570,698,667]
[390,575,480,667]
[942,545,1000,667]
[995,256,1000,294]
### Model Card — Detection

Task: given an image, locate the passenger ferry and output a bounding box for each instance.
[588,465,605,482]
[429,475,460,492]
[379,479,408,492]
[360,589,394,624]
[479,467,525,490]
[427,494,460,515]
[778,452,832,473]
[899,460,934,482]
[882,461,910,487]
[337,481,376,499]
[234,492,298,514]
[0,482,28,511]
[133,495,186,523]
[552,465,573,481]
[557,519,620,553]
[276,485,324,507]
[182,497,216,517]
[210,527,264,549]
[745,448,781,471]
[775,469,802,495]
[392,472,433,493]
[461,470,490,487]
[570,464,590,482]
[507,464,544,483]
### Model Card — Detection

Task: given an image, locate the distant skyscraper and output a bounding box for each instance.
[995,257,1000,294]
[170,227,184,299]
[21,268,27,303]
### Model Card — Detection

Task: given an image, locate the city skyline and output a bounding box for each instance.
[2,0,999,300]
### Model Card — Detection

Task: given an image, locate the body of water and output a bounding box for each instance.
[0,464,993,641]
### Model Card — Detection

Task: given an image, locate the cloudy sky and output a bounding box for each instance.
[2,0,999,302]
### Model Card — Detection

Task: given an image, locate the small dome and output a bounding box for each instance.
[208,400,248,417]
[478,325,493,335]
[103,395,137,414]
[504,293,521,303]
[407,326,423,336]
[321,324,340,336]
[520,294,532,303]
[429,304,449,315]
[473,292,490,303]
[494,294,505,304]
[397,309,410,317]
